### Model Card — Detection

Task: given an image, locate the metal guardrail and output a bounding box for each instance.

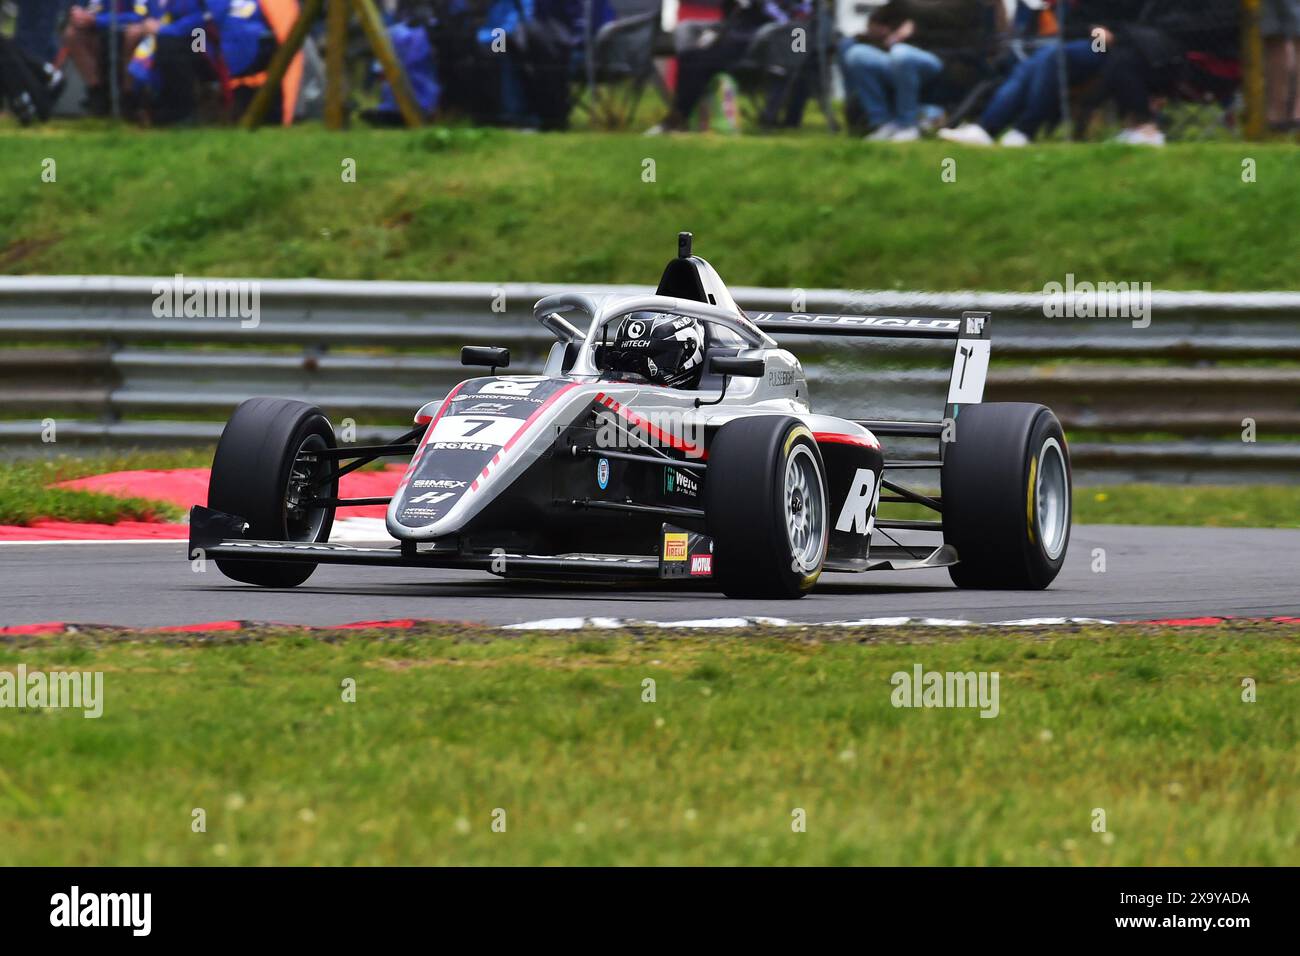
[2,277,1298,482]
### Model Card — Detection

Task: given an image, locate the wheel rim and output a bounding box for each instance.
[284,433,331,542]
[784,444,827,573]
[1035,437,1069,560]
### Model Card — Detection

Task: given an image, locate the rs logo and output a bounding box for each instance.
[835,468,879,535]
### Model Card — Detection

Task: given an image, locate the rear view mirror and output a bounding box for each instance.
[462,346,510,372]
[710,355,765,378]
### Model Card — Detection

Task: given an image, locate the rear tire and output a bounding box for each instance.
[941,402,1071,589]
[207,398,338,588]
[705,416,829,599]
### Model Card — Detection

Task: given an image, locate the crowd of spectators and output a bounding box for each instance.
[0,0,1293,146]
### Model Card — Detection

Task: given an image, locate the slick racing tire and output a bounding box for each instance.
[941,402,1072,589]
[705,416,829,599]
[207,398,338,588]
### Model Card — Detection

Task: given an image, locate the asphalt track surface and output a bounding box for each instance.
[4,525,1299,629]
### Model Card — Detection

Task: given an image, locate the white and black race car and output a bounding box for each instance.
[189,233,1072,599]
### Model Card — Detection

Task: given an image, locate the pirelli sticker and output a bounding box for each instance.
[663,533,689,561]
[659,525,714,579]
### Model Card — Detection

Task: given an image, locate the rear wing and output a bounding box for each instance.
[750,310,993,429]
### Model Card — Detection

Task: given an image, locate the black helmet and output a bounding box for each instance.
[600,313,706,389]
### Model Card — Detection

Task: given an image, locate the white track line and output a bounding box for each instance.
[0,517,395,547]
[503,616,1118,630]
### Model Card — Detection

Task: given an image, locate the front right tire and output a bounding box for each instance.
[941,402,1072,589]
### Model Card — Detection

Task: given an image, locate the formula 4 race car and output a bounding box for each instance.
[189,233,1072,599]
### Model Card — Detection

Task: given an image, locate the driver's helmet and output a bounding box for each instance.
[600,312,706,389]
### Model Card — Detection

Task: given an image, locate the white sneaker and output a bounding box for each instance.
[938,123,994,146]
[999,129,1029,147]
[866,122,901,142]
[889,125,921,142]
[1115,126,1165,147]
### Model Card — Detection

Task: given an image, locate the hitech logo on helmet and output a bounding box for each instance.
[602,313,706,389]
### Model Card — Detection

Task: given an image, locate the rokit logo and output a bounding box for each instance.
[430,441,494,452]
[50,886,151,936]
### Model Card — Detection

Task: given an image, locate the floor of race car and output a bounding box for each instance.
[3,525,1299,630]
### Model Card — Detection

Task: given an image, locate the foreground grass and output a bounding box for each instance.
[2,127,1298,289]
[0,623,1295,865]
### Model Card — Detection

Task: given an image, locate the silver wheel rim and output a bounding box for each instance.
[784,444,827,573]
[285,433,330,542]
[1035,437,1069,560]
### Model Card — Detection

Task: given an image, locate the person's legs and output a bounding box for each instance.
[672,36,750,121]
[976,47,1045,136]
[838,41,895,127]
[15,0,68,64]
[1263,36,1293,125]
[63,19,102,91]
[1013,39,1104,138]
[886,42,943,128]
[1105,46,1155,125]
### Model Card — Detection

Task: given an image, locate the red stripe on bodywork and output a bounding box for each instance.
[396,382,468,497]
[814,431,880,450]
[596,391,706,459]
[470,382,584,490]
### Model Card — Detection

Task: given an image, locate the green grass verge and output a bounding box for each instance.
[1072,484,1300,528]
[1,623,1295,865]
[879,483,1300,529]
[1,448,1298,527]
[0,449,212,526]
[2,127,1298,289]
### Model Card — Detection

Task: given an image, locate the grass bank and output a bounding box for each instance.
[0,622,1295,865]
[2,127,1297,289]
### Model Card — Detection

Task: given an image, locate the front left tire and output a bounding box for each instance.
[705,416,829,599]
[207,397,338,588]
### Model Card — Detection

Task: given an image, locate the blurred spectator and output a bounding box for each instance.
[1262,0,1300,129]
[1093,0,1239,145]
[365,15,442,126]
[646,0,805,134]
[63,1,155,115]
[111,1,286,124]
[840,0,995,142]
[940,0,1131,146]
[0,31,62,124]
[15,0,71,64]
